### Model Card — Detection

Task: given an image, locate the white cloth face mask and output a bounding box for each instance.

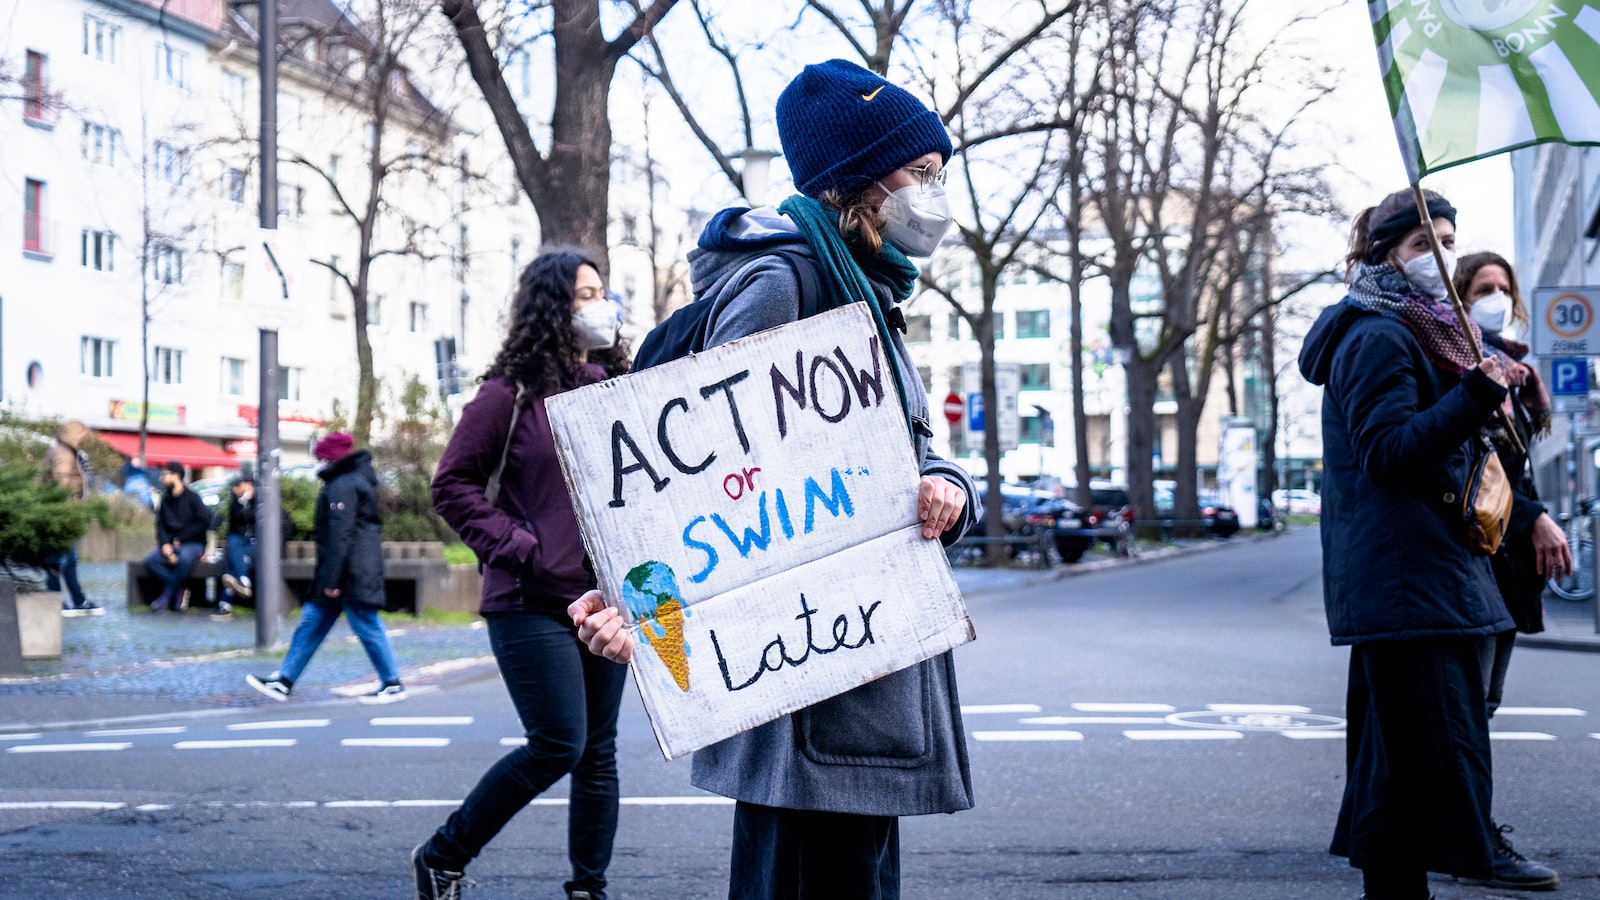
[573,300,621,350]
[876,180,954,258]
[1469,291,1513,334]
[1400,249,1457,300]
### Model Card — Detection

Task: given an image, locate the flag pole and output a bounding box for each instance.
[1408,182,1525,457]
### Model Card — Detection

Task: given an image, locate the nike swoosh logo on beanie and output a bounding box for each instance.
[861,85,885,101]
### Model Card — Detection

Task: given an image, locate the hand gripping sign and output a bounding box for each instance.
[548,304,973,760]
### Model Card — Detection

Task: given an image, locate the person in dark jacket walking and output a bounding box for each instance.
[47,419,101,615]
[246,433,404,705]
[412,249,630,900]
[143,461,211,612]
[1298,188,1515,900]
[572,59,976,900]
[1451,251,1565,891]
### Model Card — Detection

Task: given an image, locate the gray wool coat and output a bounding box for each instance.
[685,210,977,817]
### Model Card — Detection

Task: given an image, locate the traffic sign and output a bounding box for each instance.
[943,392,963,424]
[1551,358,1589,397]
[1533,286,1600,355]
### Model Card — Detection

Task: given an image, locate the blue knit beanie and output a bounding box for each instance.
[776,59,952,199]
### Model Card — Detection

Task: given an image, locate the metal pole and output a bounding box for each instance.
[255,0,282,652]
[1567,412,1578,519]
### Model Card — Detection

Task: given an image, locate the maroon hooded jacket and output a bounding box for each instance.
[431,372,601,614]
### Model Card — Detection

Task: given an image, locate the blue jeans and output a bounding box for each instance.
[278,597,401,686]
[45,545,88,606]
[142,543,206,601]
[424,609,628,897]
[223,533,255,600]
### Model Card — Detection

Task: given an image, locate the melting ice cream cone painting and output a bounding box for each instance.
[622,561,692,692]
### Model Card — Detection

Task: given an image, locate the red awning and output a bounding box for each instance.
[97,431,240,469]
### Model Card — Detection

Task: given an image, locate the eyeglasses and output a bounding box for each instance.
[901,162,947,190]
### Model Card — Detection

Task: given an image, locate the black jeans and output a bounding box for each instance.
[729,801,899,900]
[425,609,628,897]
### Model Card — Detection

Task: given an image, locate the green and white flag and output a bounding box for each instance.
[1370,0,1600,179]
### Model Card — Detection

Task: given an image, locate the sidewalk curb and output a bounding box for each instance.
[1515,633,1600,653]
[956,528,1282,596]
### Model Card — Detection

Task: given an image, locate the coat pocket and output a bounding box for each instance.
[796,662,933,767]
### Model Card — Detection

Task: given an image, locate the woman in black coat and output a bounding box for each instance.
[246,432,406,704]
[1298,188,1513,900]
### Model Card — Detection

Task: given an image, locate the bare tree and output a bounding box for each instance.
[438,0,680,272]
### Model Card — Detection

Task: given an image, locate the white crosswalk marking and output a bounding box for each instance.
[85,727,186,736]
[1020,716,1167,725]
[340,737,450,748]
[1495,707,1586,716]
[228,719,331,730]
[7,743,132,753]
[1205,704,1310,714]
[1489,732,1557,741]
[961,704,1043,714]
[1281,731,1346,740]
[369,717,472,727]
[174,739,297,750]
[0,733,41,741]
[972,730,1085,742]
[1074,702,1176,713]
[1124,730,1244,741]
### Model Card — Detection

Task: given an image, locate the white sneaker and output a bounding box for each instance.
[358,683,407,705]
[222,574,253,599]
[245,673,291,702]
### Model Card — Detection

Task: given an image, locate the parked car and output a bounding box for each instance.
[1063,481,1136,555]
[1256,497,1282,531]
[1197,493,1241,538]
[971,483,1095,563]
[1271,489,1322,516]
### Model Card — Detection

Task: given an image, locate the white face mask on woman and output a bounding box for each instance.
[876,180,954,258]
[573,300,621,350]
[1399,249,1457,300]
[1469,291,1513,334]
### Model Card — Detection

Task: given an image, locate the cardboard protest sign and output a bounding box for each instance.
[547,304,973,760]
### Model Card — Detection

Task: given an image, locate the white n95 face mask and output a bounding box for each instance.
[1400,249,1456,300]
[1469,291,1513,334]
[877,181,954,258]
[573,300,621,350]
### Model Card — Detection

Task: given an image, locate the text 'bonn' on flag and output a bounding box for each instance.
[1370,0,1600,179]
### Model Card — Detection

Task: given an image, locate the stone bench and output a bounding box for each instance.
[125,558,227,609]
[271,541,457,615]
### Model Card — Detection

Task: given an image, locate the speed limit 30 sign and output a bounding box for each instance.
[1533,287,1600,356]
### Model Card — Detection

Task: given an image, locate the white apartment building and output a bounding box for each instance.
[1,0,529,476]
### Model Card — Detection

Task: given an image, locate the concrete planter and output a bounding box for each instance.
[17,591,63,659]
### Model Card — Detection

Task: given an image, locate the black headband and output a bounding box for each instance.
[1366,197,1458,263]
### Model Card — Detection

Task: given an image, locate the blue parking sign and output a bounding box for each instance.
[1551,358,1589,396]
[966,392,984,432]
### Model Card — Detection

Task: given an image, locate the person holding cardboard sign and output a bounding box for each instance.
[414,249,631,900]
[1298,188,1519,900]
[573,59,977,900]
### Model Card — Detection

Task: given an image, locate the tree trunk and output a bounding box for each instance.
[979,274,1005,566]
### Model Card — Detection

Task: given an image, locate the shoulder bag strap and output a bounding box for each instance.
[484,383,528,508]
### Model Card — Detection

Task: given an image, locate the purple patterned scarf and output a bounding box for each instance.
[1346,263,1482,374]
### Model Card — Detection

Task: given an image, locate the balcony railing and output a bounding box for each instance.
[23,211,55,258]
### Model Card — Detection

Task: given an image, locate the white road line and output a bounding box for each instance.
[1495,707,1586,717]
[341,737,451,748]
[391,800,461,808]
[1592,734,1600,741]
[972,730,1085,742]
[228,719,331,731]
[622,796,737,806]
[174,739,297,750]
[960,704,1042,714]
[0,801,126,810]
[1019,716,1167,725]
[0,733,40,741]
[370,717,473,727]
[1074,703,1176,713]
[135,804,172,811]
[324,800,391,808]
[500,737,524,746]
[1205,704,1311,714]
[1281,731,1347,740]
[1489,732,1557,741]
[85,727,186,737]
[7,742,132,753]
[1124,730,1244,741]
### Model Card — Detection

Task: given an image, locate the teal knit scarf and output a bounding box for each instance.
[777,194,919,439]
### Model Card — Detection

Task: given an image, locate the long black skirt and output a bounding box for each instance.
[1331,635,1497,878]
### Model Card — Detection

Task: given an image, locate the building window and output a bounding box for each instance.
[993,313,1005,340]
[23,178,49,256]
[22,50,50,122]
[947,311,964,341]
[81,229,115,271]
[83,15,119,63]
[222,260,245,301]
[151,346,184,385]
[369,292,383,326]
[153,141,184,183]
[1020,415,1043,444]
[278,91,301,131]
[81,121,120,166]
[1015,309,1051,339]
[81,336,115,378]
[409,301,427,333]
[905,315,932,343]
[277,366,303,402]
[154,43,187,88]
[277,183,304,219]
[220,70,245,110]
[1020,363,1051,390]
[916,366,933,393]
[221,357,245,396]
[224,167,246,204]
[153,245,184,284]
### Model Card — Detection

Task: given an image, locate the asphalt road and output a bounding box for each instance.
[3,529,1598,898]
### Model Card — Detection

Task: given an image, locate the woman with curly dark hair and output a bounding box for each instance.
[414,248,630,900]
